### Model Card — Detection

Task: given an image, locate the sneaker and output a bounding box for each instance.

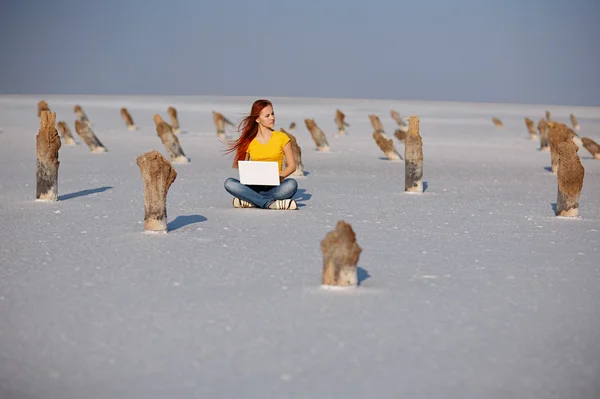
[268,199,298,210]
[232,198,255,208]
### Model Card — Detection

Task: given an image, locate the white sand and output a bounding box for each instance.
[0,95,599,399]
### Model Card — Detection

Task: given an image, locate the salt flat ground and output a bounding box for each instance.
[0,95,599,399]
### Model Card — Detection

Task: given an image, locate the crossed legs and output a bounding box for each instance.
[224,178,298,209]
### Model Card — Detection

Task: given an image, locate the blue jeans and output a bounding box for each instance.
[224,178,298,209]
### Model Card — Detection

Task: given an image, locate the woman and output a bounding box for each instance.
[224,99,298,210]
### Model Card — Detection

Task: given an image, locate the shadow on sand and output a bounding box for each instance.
[294,188,312,202]
[357,267,371,286]
[167,215,207,231]
[378,157,404,162]
[58,186,113,201]
[294,188,312,209]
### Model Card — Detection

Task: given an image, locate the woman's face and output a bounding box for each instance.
[256,105,275,129]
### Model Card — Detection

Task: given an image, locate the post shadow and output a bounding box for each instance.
[58,186,113,201]
[357,267,371,286]
[167,215,207,231]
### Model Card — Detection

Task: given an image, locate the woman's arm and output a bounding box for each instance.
[280,142,296,180]
[245,153,250,161]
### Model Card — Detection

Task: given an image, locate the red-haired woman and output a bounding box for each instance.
[224,99,298,210]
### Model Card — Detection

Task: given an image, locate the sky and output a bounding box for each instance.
[0,0,599,106]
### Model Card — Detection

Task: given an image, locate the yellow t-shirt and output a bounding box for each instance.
[246,131,290,171]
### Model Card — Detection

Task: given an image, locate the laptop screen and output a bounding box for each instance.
[238,161,280,186]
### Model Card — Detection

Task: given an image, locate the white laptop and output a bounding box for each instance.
[238,161,280,186]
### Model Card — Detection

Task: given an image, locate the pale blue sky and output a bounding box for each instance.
[0,0,598,105]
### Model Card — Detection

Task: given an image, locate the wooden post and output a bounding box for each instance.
[121,107,137,131]
[321,221,362,287]
[334,109,349,135]
[548,122,573,174]
[581,137,600,160]
[281,128,304,176]
[368,115,385,133]
[394,129,407,142]
[74,104,91,127]
[570,113,580,131]
[405,116,424,193]
[37,100,50,118]
[154,114,189,163]
[556,140,584,217]
[525,117,537,140]
[390,110,408,136]
[136,150,177,232]
[304,119,330,151]
[212,111,234,139]
[36,111,61,201]
[75,120,107,152]
[538,118,550,151]
[545,110,552,121]
[168,106,180,134]
[492,117,503,128]
[57,121,77,146]
[390,109,408,132]
[289,121,296,132]
[373,131,402,161]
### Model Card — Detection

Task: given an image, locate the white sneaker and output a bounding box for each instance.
[268,199,298,210]
[232,198,255,208]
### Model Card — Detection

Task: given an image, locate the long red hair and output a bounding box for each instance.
[224,99,273,168]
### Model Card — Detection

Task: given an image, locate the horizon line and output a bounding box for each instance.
[1,93,599,109]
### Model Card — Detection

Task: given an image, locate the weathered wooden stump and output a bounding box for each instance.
[405,116,424,193]
[368,115,385,134]
[538,118,550,152]
[570,113,580,131]
[281,128,304,176]
[168,106,180,134]
[548,122,573,174]
[335,109,349,135]
[373,131,402,161]
[75,120,107,152]
[57,121,77,146]
[492,117,503,128]
[556,140,584,217]
[154,114,189,163]
[121,107,137,131]
[581,137,600,160]
[37,100,50,118]
[525,117,536,140]
[136,150,178,232]
[36,111,61,201]
[321,221,362,287]
[212,111,234,139]
[74,104,91,127]
[304,119,330,152]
